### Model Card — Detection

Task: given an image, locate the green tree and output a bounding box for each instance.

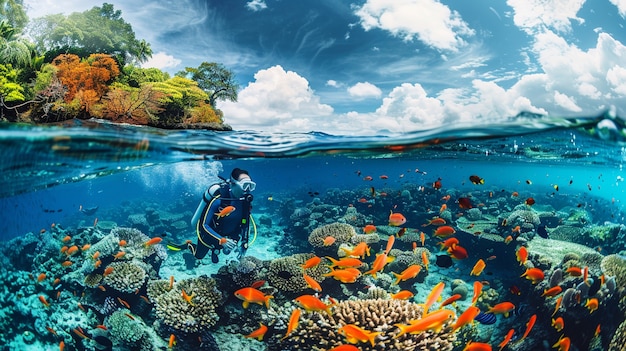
[0,0,27,31]
[0,63,24,102]
[28,3,152,66]
[0,19,32,67]
[176,62,239,108]
[149,76,208,124]
[118,65,169,88]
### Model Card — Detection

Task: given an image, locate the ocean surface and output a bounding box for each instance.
[0,113,625,351]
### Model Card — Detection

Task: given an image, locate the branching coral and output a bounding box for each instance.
[308,223,356,248]
[154,275,223,334]
[270,299,456,351]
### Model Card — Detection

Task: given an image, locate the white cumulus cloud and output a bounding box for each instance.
[246,0,267,11]
[347,82,382,99]
[219,65,333,131]
[353,0,474,52]
[141,52,181,70]
[610,0,626,17]
[506,0,586,34]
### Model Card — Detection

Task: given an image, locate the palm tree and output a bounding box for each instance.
[0,19,32,68]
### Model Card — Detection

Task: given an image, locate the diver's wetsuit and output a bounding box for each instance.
[189,182,252,260]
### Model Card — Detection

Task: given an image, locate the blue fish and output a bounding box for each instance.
[475,311,497,325]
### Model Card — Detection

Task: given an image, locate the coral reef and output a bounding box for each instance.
[154,275,224,334]
[269,299,456,350]
[308,222,356,248]
[267,253,330,294]
[102,261,148,293]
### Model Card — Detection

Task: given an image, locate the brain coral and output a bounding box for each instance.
[107,309,145,343]
[308,222,356,248]
[506,209,540,229]
[267,253,329,293]
[601,254,626,288]
[272,299,456,351]
[154,275,223,334]
[101,261,148,294]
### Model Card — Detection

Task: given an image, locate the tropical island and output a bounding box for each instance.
[0,2,238,130]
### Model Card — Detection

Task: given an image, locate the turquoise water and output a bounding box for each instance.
[0,114,625,350]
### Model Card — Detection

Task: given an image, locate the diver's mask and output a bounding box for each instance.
[232,177,256,196]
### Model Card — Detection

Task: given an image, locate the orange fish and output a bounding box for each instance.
[328,345,360,351]
[434,226,456,237]
[423,282,445,314]
[117,297,130,309]
[516,246,528,265]
[144,237,163,247]
[39,295,50,307]
[281,308,301,340]
[391,264,421,285]
[439,204,447,213]
[37,273,46,282]
[365,253,392,278]
[168,334,176,349]
[421,251,429,270]
[453,305,480,330]
[448,245,468,260]
[216,205,236,218]
[595,324,601,337]
[119,240,127,246]
[552,317,565,332]
[457,197,473,209]
[234,287,273,309]
[542,286,562,298]
[323,236,336,246]
[583,266,590,286]
[91,251,100,260]
[52,278,60,286]
[338,324,381,347]
[511,191,519,197]
[363,224,376,234]
[113,251,126,260]
[301,256,321,269]
[324,268,362,283]
[504,235,513,244]
[62,235,71,242]
[61,261,73,267]
[394,309,455,338]
[521,314,537,340]
[59,341,65,351]
[94,259,102,268]
[487,302,516,317]
[420,232,425,246]
[552,296,563,316]
[438,237,459,250]
[525,197,535,206]
[565,266,582,276]
[423,217,447,226]
[169,275,175,289]
[341,242,370,258]
[60,246,68,254]
[391,290,414,300]
[521,268,545,284]
[498,329,515,351]
[388,211,407,226]
[303,274,322,292]
[433,178,442,189]
[177,289,194,307]
[553,335,571,351]
[385,235,395,254]
[81,244,91,251]
[245,323,268,341]
[66,245,79,256]
[470,259,486,276]
[46,326,58,336]
[463,341,492,351]
[511,225,521,233]
[440,293,462,308]
[585,298,599,313]
[295,294,333,315]
[103,266,114,276]
[326,257,363,268]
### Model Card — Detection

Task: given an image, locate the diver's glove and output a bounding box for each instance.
[222,238,237,255]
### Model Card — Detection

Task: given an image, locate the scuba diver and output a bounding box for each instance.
[186,168,256,263]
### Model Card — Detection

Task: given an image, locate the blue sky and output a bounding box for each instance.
[24,0,626,135]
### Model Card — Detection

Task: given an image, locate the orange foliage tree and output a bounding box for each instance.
[100,84,164,125]
[51,53,120,115]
